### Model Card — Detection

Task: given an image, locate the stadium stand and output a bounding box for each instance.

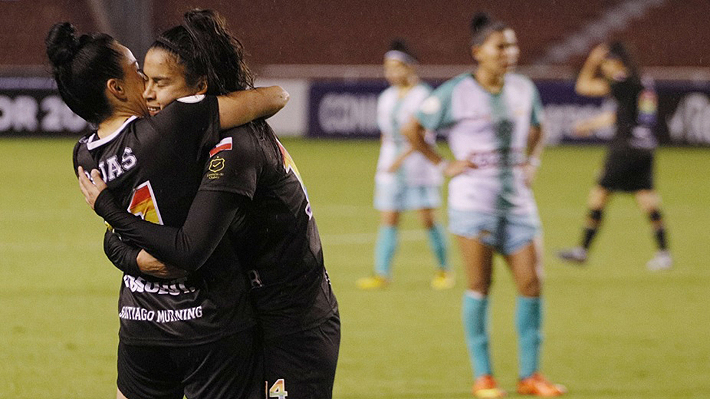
[2,0,709,76]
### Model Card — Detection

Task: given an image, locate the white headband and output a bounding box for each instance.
[384,50,417,65]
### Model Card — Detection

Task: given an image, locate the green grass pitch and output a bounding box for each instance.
[0,137,708,398]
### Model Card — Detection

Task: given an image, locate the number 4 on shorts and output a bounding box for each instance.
[268,379,288,399]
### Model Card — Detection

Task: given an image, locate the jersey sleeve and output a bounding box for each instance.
[103,229,141,276]
[199,125,261,199]
[93,186,247,272]
[146,95,222,161]
[415,79,457,131]
[72,136,97,176]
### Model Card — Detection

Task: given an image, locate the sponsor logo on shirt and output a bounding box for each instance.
[467,149,527,168]
[118,305,203,323]
[123,275,197,295]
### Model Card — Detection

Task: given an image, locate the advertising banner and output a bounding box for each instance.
[307,81,387,138]
[541,80,710,146]
[656,81,710,145]
[308,79,710,146]
[0,77,89,137]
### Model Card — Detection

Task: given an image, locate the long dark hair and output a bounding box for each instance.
[151,9,281,159]
[45,23,123,124]
[151,9,254,94]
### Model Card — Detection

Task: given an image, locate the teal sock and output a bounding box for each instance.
[516,296,542,379]
[374,226,398,277]
[427,223,449,270]
[462,292,492,378]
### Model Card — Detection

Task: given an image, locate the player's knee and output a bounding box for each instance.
[517,276,541,297]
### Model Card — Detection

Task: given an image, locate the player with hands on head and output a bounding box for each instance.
[402,12,565,398]
[558,41,671,271]
[356,39,452,291]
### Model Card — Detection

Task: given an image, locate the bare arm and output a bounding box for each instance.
[524,124,545,187]
[401,118,443,164]
[401,118,475,177]
[575,44,610,97]
[217,86,289,129]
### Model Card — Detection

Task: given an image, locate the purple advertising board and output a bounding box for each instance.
[308,81,388,138]
[308,79,710,146]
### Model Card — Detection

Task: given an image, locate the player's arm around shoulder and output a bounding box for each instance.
[218,86,289,129]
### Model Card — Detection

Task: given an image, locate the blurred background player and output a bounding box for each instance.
[403,12,566,398]
[558,41,672,271]
[356,39,452,290]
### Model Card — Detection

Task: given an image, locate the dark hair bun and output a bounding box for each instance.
[470,12,492,35]
[46,22,80,66]
[389,38,408,52]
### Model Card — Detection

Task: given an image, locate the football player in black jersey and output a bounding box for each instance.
[78,9,340,399]
[47,19,288,399]
[558,42,672,271]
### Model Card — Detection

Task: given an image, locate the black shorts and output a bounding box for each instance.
[117,329,259,399]
[262,313,341,399]
[598,147,654,192]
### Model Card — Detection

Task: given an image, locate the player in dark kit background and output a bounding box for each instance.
[47,19,288,399]
[78,9,340,399]
[558,41,672,271]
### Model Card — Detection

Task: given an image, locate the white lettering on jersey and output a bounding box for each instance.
[123,275,197,295]
[121,147,137,170]
[155,307,204,323]
[98,147,138,183]
[119,306,155,321]
[118,306,204,323]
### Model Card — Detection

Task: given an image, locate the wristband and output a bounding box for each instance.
[527,156,541,167]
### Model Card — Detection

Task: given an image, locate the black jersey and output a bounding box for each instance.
[95,123,338,340]
[73,95,254,346]
[609,76,658,150]
[201,124,338,338]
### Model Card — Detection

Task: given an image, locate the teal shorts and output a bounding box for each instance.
[448,208,541,255]
[374,180,441,212]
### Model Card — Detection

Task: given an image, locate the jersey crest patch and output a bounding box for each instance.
[420,96,441,114]
[209,137,233,157]
[207,157,226,180]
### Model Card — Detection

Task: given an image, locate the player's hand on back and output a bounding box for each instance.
[137,250,188,279]
[77,166,108,210]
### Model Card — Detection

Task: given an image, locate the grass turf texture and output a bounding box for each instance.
[0,138,708,398]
